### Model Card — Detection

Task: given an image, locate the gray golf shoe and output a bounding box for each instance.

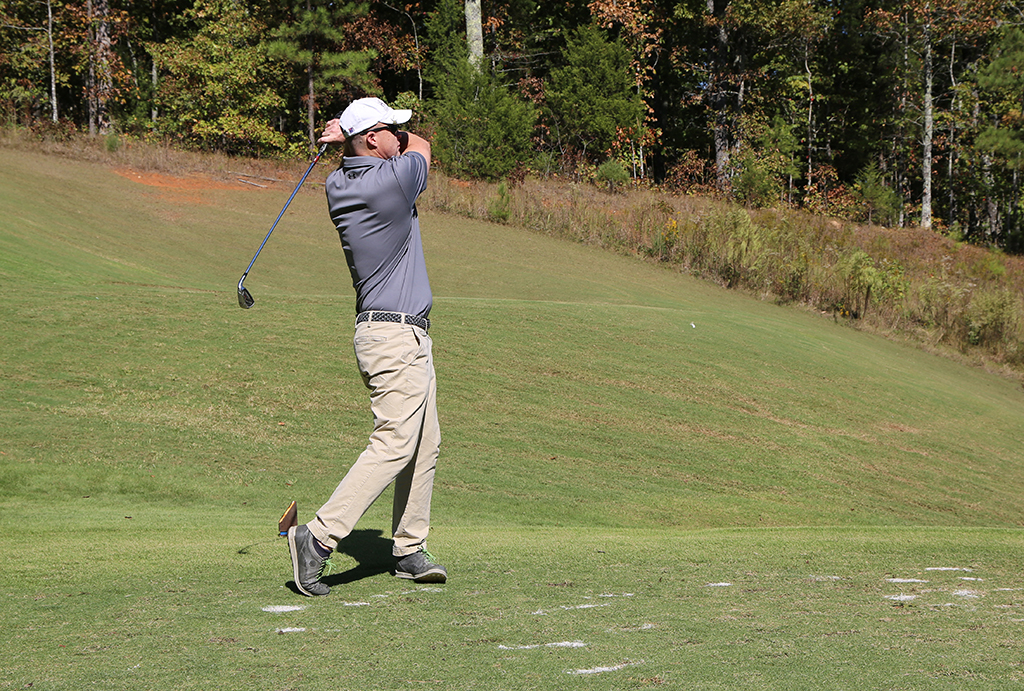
[394,549,448,583]
[288,525,331,596]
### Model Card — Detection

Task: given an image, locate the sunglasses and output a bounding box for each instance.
[365,123,398,135]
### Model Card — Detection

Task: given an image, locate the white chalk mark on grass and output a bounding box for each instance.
[887,579,928,583]
[276,627,306,633]
[342,602,371,606]
[810,575,843,581]
[499,641,587,650]
[960,577,983,582]
[952,590,981,599]
[569,661,643,676]
[705,582,732,587]
[532,601,614,615]
[262,605,305,613]
[885,594,917,602]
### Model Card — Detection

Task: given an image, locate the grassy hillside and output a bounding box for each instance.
[2,147,1024,689]
[3,146,1021,528]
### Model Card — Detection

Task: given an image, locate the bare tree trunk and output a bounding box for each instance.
[465,0,483,70]
[95,0,112,134]
[87,0,96,135]
[805,51,814,185]
[46,0,57,122]
[921,13,933,229]
[983,152,998,240]
[896,12,910,227]
[947,38,957,228]
[86,0,112,134]
[151,60,157,122]
[709,0,730,189]
[307,65,316,150]
[305,0,316,150]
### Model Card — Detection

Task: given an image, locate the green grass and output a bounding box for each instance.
[2,147,1024,689]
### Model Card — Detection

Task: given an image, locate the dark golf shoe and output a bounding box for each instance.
[394,549,448,583]
[288,525,331,596]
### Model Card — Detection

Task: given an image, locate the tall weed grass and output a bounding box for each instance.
[423,173,1024,376]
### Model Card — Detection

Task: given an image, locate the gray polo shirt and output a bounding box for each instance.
[325,152,431,319]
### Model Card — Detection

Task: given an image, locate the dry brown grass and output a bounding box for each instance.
[422,171,1024,379]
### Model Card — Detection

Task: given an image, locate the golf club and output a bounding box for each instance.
[236,140,331,309]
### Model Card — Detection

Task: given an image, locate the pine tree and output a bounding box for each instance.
[977,27,1024,166]
[267,0,374,149]
[547,22,643,161]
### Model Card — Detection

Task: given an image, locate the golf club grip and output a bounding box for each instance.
[315,111,344,157]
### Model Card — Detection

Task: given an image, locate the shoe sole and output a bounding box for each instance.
[395,567,447,584]
[288,526,320,597]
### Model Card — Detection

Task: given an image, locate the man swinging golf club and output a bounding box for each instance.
[288,97,446,596]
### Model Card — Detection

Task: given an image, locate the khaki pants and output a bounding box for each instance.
[309,320,440,557]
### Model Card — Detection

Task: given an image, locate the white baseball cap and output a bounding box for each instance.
[339,97,412,137]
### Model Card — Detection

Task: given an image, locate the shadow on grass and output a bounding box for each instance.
[327,529,394,585]
[284,529,394,595]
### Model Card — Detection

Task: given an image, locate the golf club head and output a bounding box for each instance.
[237,275,255,309]
[238,287,254,309]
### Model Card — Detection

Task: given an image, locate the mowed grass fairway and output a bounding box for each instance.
[2,146,1024,690]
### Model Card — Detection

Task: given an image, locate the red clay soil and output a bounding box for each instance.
[113,168,255,204]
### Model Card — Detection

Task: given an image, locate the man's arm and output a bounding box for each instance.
[399,131,431,172]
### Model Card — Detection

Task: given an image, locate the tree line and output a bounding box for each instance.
[3,0,1023,251]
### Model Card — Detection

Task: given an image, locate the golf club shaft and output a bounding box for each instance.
[238,142,329,285]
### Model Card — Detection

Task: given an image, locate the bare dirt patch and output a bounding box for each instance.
[114,167,253,205]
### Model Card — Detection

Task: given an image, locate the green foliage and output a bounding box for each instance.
[422,0,467,92]
[919,280,1021,351]
[0,0,60,123]
[428,61,536,182]
[266,0,374,137]
[715,207,763,287]
[150,0,286,155]
[853,161,901,227]
[837,250,879,317]
[422,0,536,181]
[596,158,629,192]
[546,22,644,158]
[834,251,907,319]
[732,149,779,208]
[487,181,511,223]
[967,289,1020,348]
[732,117,801,208]
[977,27,1024,167]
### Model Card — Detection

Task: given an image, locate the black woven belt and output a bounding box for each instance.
[356,311,430,332]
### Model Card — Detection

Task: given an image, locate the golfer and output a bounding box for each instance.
[288,97,445,597]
